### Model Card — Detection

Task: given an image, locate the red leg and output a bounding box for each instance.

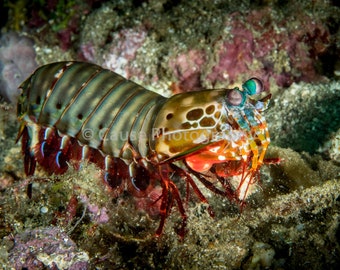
[170,163,215,218]
[168,181,187,238]
[155,164,188,238]
[155,172,169,237]
[20,126,37,176]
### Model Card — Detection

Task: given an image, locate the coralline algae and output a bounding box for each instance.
[6,226,89,269]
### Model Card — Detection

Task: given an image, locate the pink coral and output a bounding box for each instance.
[79,42,96,62]
[79,194,110,224]
[101,27,147,78]
[7,226,89,269]
[206,8,330,88]
[207,23,254,84]
[169,49,206,91]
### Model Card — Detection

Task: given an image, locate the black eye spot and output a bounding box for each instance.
[98,124,103,129]
[166,113,173,120]
[77,113,83,120]
[56,102,62,109]
[36,96,41,104]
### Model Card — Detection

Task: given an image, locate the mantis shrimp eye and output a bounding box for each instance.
[226,88,245,106]
[242,77,263,96]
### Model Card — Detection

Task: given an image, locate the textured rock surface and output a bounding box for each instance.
[0,0,339,269]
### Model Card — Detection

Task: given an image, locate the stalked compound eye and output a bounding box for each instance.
[226,88,246,107]
[242,78,263,96]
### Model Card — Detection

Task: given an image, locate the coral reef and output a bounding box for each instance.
[4,0,103,50]
[8,1,335,94]
[0,0,339,269]
[0,32,37,103]
[168,49,206,92]
[101,27,148,78]
[79,3,158,84]
[76,2,336,93]
[207,8,330,89]
[6,226,89,269]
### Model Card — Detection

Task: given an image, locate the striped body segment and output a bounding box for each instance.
[18,62,166,160]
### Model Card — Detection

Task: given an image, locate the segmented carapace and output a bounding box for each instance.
[17,61,271,236]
